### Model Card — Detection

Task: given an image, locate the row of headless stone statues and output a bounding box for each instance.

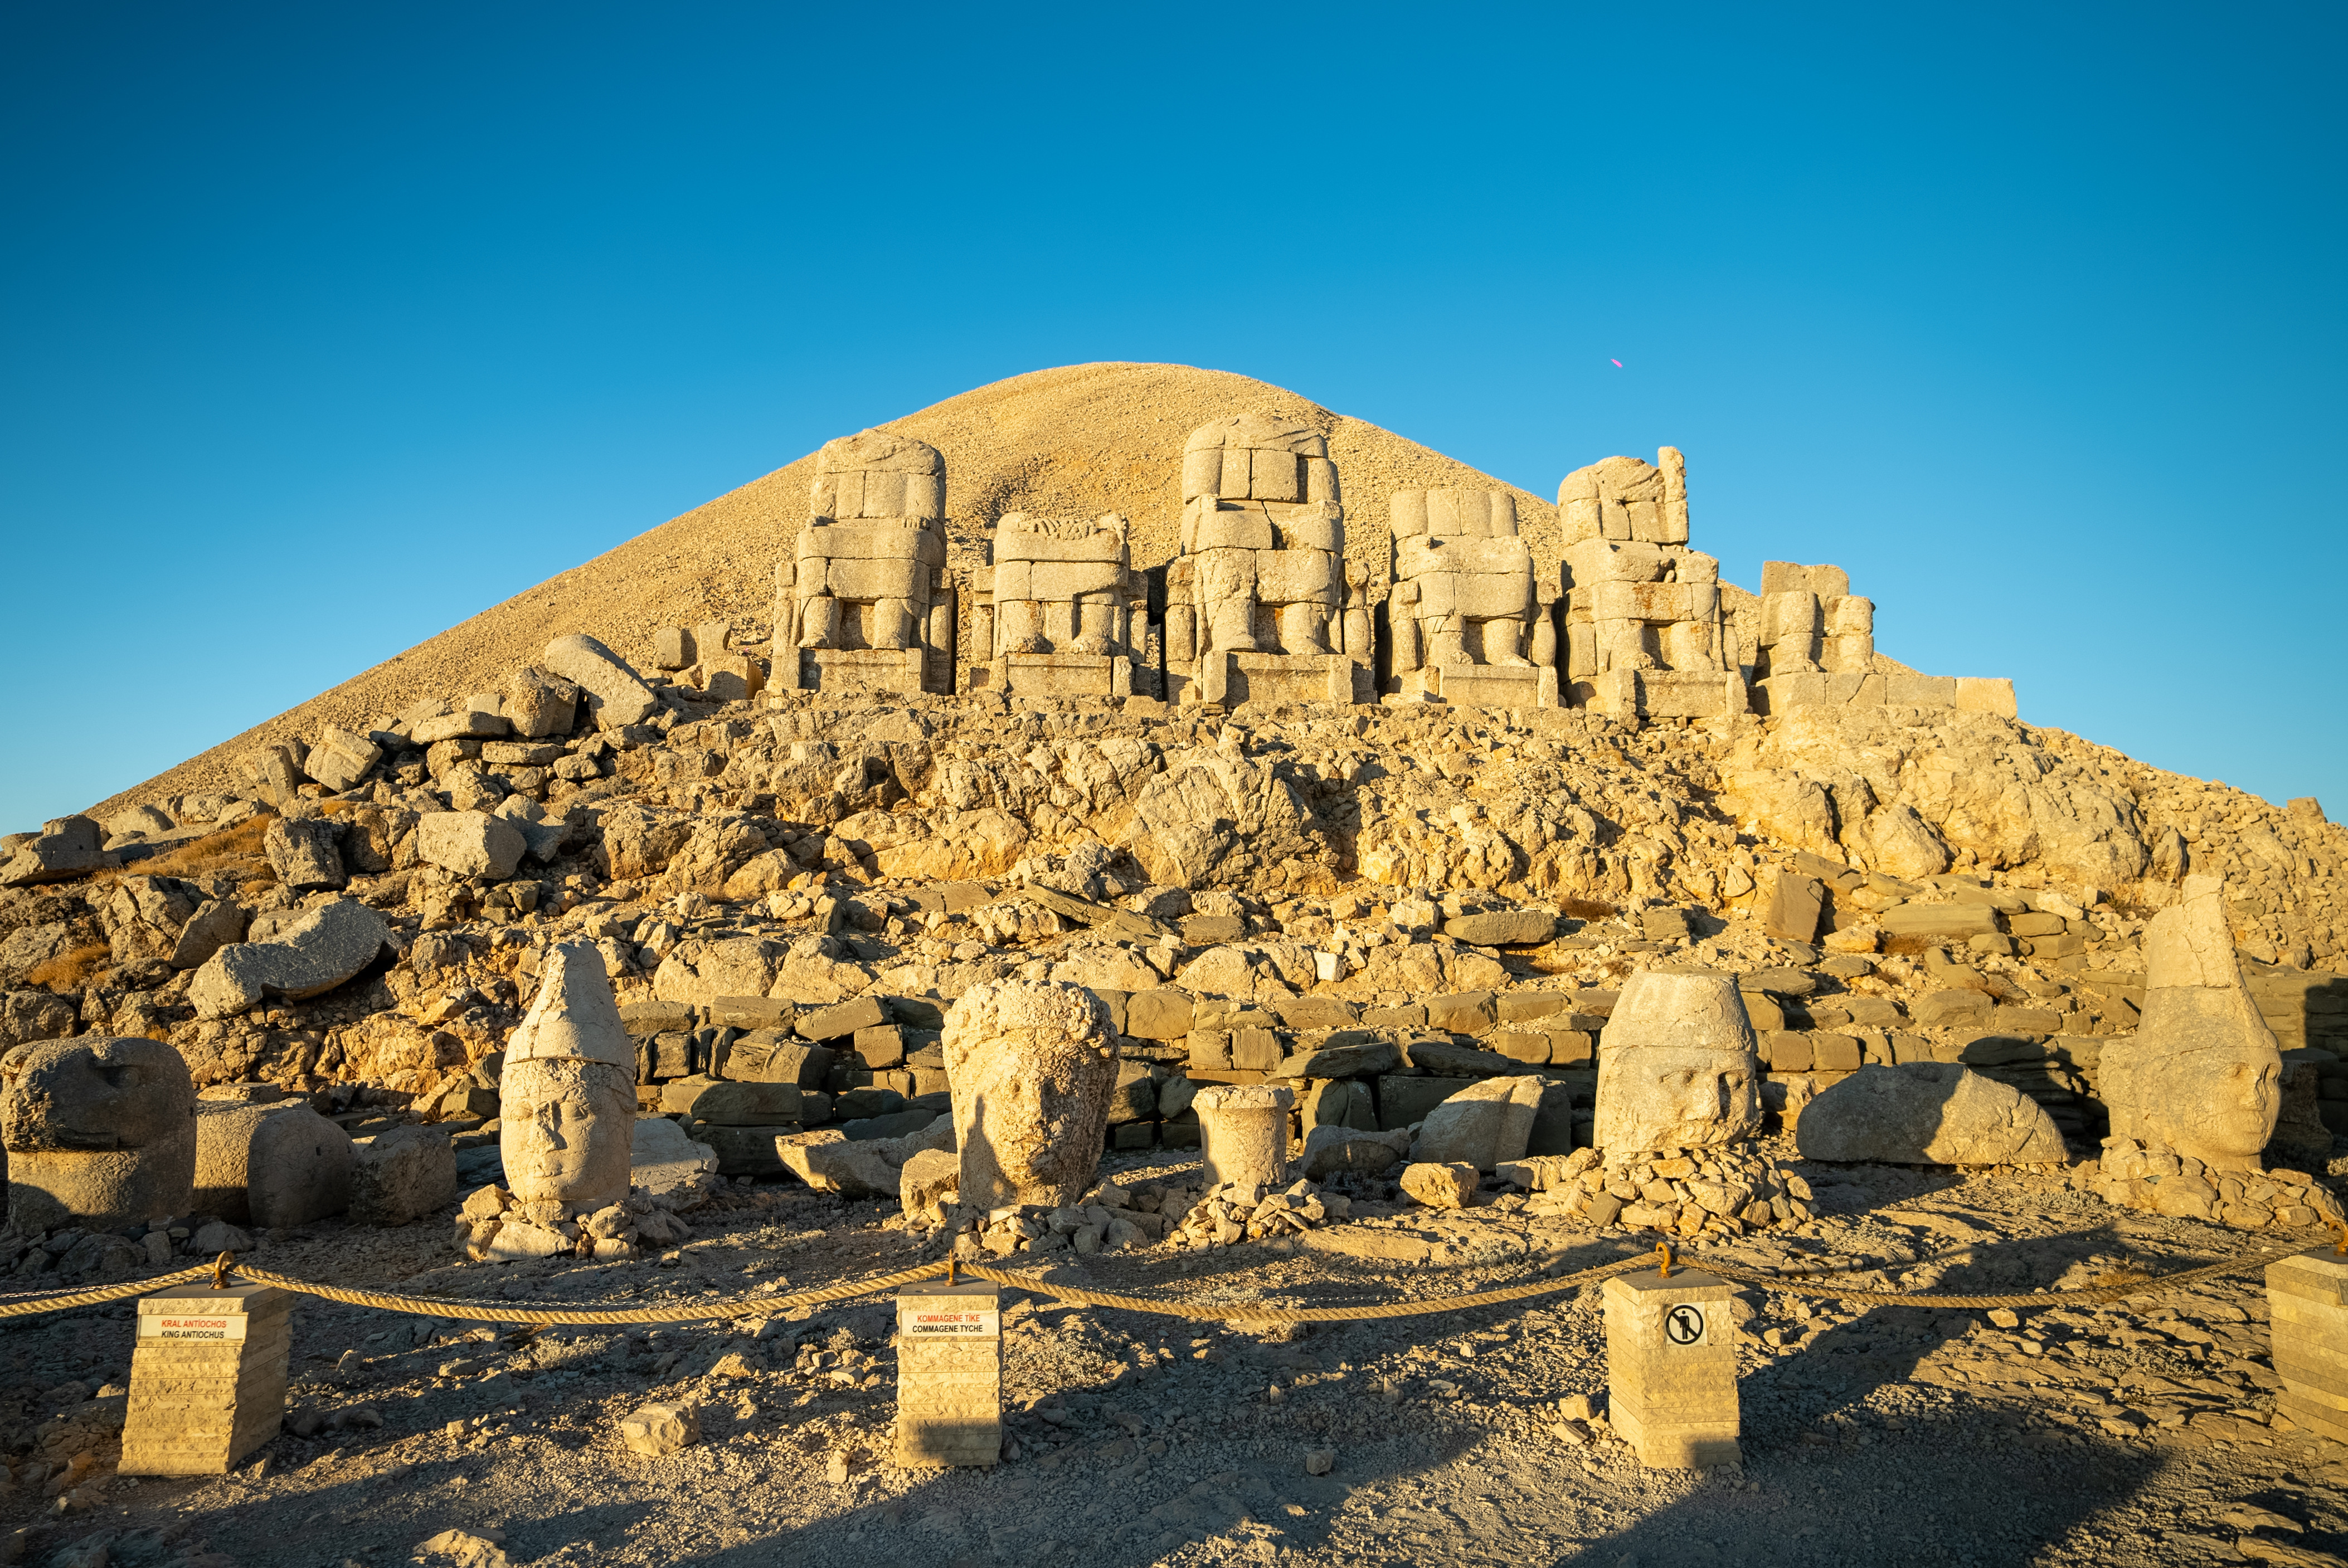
[764,415,1754,718]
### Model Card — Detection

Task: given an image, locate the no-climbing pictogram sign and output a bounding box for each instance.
[1664,1304,1708,1346]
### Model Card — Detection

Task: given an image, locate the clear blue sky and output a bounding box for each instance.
[3,3,2341,831]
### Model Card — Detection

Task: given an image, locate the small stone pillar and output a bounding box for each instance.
[1602,1266,1741,1468]
[119,1282,294,1475]
[895,1280,1002,1467]
[1194,1084,1295,1189]
[2268,1244,2348,1444]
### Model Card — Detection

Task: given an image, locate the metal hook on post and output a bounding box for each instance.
[2334,1223,2346,1259]
[211,1252,234,1291]
[947,1257,959,1288]
[1655,1241,1674,1280]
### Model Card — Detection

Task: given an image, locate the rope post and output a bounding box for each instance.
[893,1275,1002,1469]
[1601,1256,1740,1470]
[2266,1241,2348,1445]
[210,1252,233,1291]
[1655,1242,1673,1280]
[119,1277,294,1477]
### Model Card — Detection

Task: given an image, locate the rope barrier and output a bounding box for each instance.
[0,1226,2313,1329]
[0,1264,216,1319]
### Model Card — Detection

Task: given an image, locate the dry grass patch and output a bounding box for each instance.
[129,816,275,882]
[25,944,110,992]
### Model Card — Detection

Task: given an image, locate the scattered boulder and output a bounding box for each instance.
[170,899,251,970]
[1411,1075,1545,1171]
[542,634,660,729]
[417,811,527,880]
[503,666,581,739]
[1,817,105,888]
[619,1402,699,1457]
[350,1124,457,1226]
[1400,1162,1479,1209]
[188,898,392,1018]
[630,1115,719,1196]
[307,726,384,793]
[1,1036,197,1232]
[1299,1124,1409,1180]
[265,815,347,892]
[192,1100,356,1226]
[1443,910,1555,946]
[779,1118,953,1199]
[1794,1063,2068,1166]
[898,1146,960,1210]
[1,989,81,1048]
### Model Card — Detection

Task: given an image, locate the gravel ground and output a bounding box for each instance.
[4,1146,2344,1568]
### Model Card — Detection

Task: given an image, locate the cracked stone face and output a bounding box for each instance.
[2102,875,2282,1172]
[1593,971,1762,1155]
[500,1058,635,1207]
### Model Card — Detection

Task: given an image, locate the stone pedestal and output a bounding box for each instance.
[1194,1084,1294,1188]
[119,1283,293,1476]
[895,1281,1002,1467]
[2268,1245,2348,1444]
[1602,1267,1741,1468]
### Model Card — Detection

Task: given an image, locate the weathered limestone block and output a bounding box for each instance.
[776,430,954,696]
[942,979,1118,1210]
[1299,1124,1409,1180]
[778,1119,952,1199]
[631,1114,720,1196]
[503,665,581,738]
[171,899,250,971]
[193,1101,355,1227]
[1593,970,1762,1155]
[1194,1084,1295,1189]
[264,816,347,892]
[1,816,105,888]
[1399,1160,1478,1208]
[542,634,660,729]
[2101,876,2281,1172]
[1411,1075,1546,1170]
[305,726,383,793]
[350,1124,456,1226]
[2,1036,197,1231]
[189,898,392,1018]
[103,874,202,965]
[1794,1063,2067,1165]
[417,811,526,880]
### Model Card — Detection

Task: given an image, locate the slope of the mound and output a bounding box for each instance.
[92,362,1561,819]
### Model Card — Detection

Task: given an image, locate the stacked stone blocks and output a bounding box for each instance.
[1388,488,1559,708]
[774,431,956,697]
[1602,1266,1742,1468]
[1164,413,1367,707]
[895,1280,1003,1467]
[119,1283,293,1476]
